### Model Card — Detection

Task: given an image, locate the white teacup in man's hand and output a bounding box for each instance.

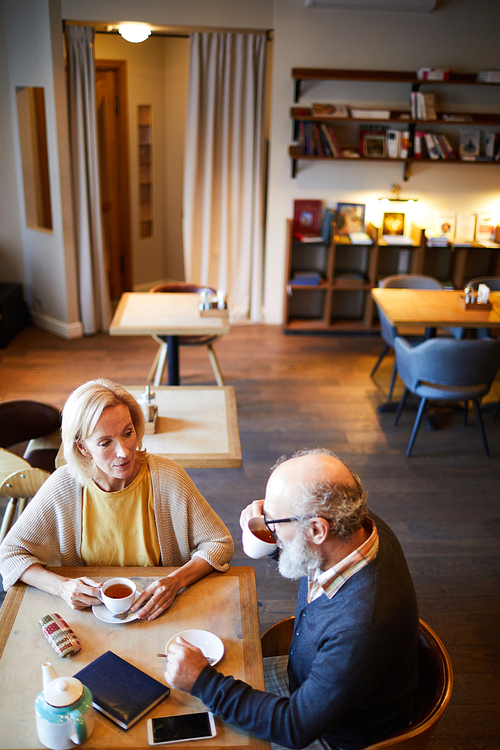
[242,517,277,559]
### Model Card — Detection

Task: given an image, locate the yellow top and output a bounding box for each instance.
[81,462,161,566]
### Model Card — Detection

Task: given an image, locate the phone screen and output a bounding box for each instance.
[148,712,216,745]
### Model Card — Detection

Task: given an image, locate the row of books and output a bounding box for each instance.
[409,92,437,121]
[414,131,457,160]
[298,121,341,157]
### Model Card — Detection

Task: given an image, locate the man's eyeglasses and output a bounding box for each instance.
[263,512,316,539]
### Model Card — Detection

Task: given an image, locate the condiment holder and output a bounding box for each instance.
[460,283,492,310]
[138,386,158,434]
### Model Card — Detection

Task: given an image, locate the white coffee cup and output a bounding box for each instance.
[242,517,277,559]
[100,577,137,614]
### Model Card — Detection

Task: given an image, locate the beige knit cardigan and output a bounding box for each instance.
[0,454,233,590]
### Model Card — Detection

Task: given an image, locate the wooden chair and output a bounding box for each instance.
[261,616,453,750]
[0,448,50,543]
[147,283,224,386]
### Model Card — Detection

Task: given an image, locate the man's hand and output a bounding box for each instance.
[165,636,211,692]
[59,576,103,610]
[239,499,265,531]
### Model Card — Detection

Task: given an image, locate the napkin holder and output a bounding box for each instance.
[144,406,158,434]
[459,296,492,311]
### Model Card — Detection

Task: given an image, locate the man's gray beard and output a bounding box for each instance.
[278,529,323,580]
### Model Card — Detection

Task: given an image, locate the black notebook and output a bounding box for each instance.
[74,650,170,730]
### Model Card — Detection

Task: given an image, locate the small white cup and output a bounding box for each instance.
[100,577,137,614]
[242,517,277,559]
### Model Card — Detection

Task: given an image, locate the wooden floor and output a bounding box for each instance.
[1,324,499,749]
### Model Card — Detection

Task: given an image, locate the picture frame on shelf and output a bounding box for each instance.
[363,133,387,158]
[336,203,365,235]
[382,212,405,236]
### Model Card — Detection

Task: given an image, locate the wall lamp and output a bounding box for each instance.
[118,22,152,43]
[378,183,417,205]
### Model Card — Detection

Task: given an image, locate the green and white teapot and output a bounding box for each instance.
[35,663,94,750]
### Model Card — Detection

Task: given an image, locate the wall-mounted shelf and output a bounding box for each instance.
[290,68,500,180]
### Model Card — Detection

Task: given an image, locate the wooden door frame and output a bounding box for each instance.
[95,59,132,293]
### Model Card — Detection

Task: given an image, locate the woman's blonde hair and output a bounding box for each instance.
[62,378,145,483]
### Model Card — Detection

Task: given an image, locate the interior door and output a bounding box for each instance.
[95,60,131,300]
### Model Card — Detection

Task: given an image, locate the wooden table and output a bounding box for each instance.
[55,387,241,469]
[0,567,267,750]
[109,293,231,385]
[371,288,500,331]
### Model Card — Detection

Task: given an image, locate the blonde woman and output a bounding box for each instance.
[0,379,233,620]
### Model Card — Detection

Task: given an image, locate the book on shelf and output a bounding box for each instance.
[459,130,480,160]
[350,108,390,119]
[321,208,334,244]
[320,124,340,157]
[291,271,323,285]
[293,199,323,240]
[435,211,456,239]
[418,93,437,121]
[400,131,410,159]
[381,235,413,245]
[425,132,440,159]
[413,130,425,158]
[484,132,498,160]
[311,102,349,118]
[359,125,387,156]
[349,232,372,244]
[477,70,500,83]
[475,212,496,242]
[74,651,170,730]
[455,213,476,242]
[417,68,450,81]
[386,130,401,158]
[427,236,450,247]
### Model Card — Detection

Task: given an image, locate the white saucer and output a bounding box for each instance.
[92,591,141,624]
[166,629,224,665]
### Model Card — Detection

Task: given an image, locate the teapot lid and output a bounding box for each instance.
[43,676,84,707]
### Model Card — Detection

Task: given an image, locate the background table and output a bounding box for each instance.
[55,386,241,469]
[109,293,231,385]
[0,567,267,750]
[371,288,500,330]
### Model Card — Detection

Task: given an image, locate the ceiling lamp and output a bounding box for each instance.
[118,22,151,43]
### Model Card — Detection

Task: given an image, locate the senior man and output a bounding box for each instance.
[166,449,419,750]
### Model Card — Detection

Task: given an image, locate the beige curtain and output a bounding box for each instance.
[183,33,267,322]
[65,25,111,334]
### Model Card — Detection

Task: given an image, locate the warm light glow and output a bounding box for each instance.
[118,22,151,43]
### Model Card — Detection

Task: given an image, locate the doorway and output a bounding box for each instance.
[95,59,131,300]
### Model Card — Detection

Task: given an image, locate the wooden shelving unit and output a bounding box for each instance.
[284,218,428,333]
[290,68,500,180]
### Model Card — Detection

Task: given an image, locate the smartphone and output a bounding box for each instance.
[147,712,217,745]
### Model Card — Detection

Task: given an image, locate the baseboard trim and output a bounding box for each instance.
[31,310,83,339]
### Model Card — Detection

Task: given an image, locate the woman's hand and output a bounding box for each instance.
[132,576,182,621]
[131,558,215,621]
[165,636,211,692]
[58,576,103,610]
[239,499,265,530]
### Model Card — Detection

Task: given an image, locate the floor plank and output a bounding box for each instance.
[0,324,499,750]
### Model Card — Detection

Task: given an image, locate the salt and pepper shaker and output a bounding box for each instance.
[216,290,226,310]
[139,385,156,422]
[199,290,212,311]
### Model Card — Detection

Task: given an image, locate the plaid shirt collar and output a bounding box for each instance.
[307,518,379,603]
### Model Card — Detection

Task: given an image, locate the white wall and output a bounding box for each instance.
[0,2,24,283]
[2,0,81,337]
[1,0,499,333]
[264,0,500,322]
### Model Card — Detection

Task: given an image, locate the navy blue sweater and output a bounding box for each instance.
[192,513,418,749]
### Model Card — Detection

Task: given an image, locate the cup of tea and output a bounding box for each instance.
[100,577,137,614]
[242,517,277,559]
